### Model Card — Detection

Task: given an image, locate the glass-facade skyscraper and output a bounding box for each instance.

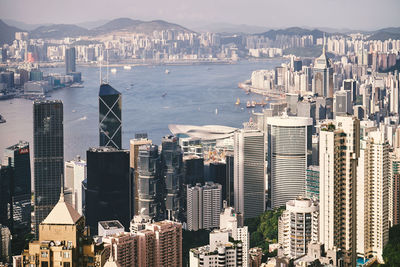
[86,147,133,233]
[33,100,64,237]
[65,47,76,74]
[99,84,122,149]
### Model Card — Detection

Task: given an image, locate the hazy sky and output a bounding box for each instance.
[1,0,399,30]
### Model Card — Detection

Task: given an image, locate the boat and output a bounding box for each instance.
[215,108,218,114]
[235,98,240,105]
[246,101,256,108]
[111,68,117,73]
[72,110,76,113]
[162,92,167,97]
[124,65,132,70]
[165,69,170,74]
[0,114,6,123]
[70,83,84,88]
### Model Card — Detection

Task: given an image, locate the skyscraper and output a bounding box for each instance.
[357,131,389,263]
[33,100,64,237]
[186,182,222,231]
[234,124,265,219]
[65,47,76,74]
[313,38,333,98]
[267,115,312,208]
[319,116,360,267]
[64,156,86,215]
[137,144,163,221]
[161,135,183,221]
[86,147,133,233]
[99,84,122,149]
[225,152,234,207]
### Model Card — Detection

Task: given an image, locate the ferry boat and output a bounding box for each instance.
[111,68,117,73]
[235,98,240,105]
[124,65,132,70]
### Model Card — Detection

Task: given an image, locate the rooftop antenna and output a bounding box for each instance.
[99,47,103,85]
[323,33,326,55]
[60,174,64,202]
[106,49,109,84]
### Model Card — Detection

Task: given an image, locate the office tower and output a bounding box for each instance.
[389,75,399,114]
[130,136,152,215]
[209,162,226,199]
[0,166,11,228]
[343,79,357,103]
[64,156,86,215]
[392,153,400,226]
[278,198,319,258]
[86,147,133,233]
[234,125,265,219]
[313,39,333,98]
[305,166,319,200]
[161,135,183,221]
[357,131,389,263]
[137,144,163,221]
[225,152,234,207]
[293,58,302,72]
[137,221,182,267]
[190,230,243,267]
[183,155,204,185]
[65,47,76,74]
[22,191,106,266]
[187,182,222,231]
[0,224,11,264]
[319,116,360,266]
[33,100,64,237]
[267,115,312,209]
[334,89,352,117]
[99,84,122,149]
[219,203,249,267]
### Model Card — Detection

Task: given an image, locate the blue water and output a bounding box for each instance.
[0,59,286,161]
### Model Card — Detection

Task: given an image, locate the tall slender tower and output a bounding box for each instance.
[234,123,265,219]
[99,84,122,149]
[33,100,64,237]
[319,116,360,267]
[65,47,76,74]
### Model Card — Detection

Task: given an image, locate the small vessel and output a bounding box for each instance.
[72,109,76,113]
[130,83,134,87]
[124,65,132,70]
[215,108,218,115]
[111,68,117,73]
[235,98,240,105]
[70,83,84,88]
[246,101,256,108]
[165,69,170,74]
[0,114,6,123]
[162,92,167,97]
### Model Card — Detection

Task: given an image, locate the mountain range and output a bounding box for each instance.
[0,18,399,45]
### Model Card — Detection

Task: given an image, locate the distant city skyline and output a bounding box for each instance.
[1,0,399,31]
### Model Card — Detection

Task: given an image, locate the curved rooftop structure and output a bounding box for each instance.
[168,124,237,140]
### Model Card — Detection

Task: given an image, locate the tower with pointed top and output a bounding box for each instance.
[99,83,122,149]
[313,34,334,98]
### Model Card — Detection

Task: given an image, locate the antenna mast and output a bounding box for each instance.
[99,47,102,85]
[106,49,109,83]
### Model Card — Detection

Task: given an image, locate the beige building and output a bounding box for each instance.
[319,116,360,267]
[21,191,106,266]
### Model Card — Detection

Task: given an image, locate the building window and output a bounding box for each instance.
[41,251,48,258]
[63,252,70,258]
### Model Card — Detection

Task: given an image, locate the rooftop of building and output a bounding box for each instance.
[33,99,63,104]
[5,140,29,150]
[98,220,124,230]
[169,124,237,140]
[87,146,127,153]
[99,83,120,96]
[41,191,82,225]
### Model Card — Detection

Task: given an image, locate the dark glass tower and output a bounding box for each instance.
[225,152,234,207]
[86,147,133,233]
[3,141,31,233]
[161,135,183,221]
[65,47,76,74]
[33,100,64,237]
[99,84,122,149]
[137,144,163,221]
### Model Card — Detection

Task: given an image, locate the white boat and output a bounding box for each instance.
[165,69,170,74]
[111,68,117,73]
[124,65,132,70]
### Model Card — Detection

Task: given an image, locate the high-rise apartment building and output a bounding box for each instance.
[392,154,400,226]
[234,125,265,219]
[0,224,11,264]
[357,131,389,263]
[305,165,319,200]
[64,156,86,215]
[33,100,64,237]
[161,135,183,221]
[187,182,222,231]
[319,116,360,266]
[278,197,319,259]
[130,136,152,215]
[3,141,31,235]
[86,147,133,233]
[99,84,122,149]
[267,115,312,208]
[65,47,76,74]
